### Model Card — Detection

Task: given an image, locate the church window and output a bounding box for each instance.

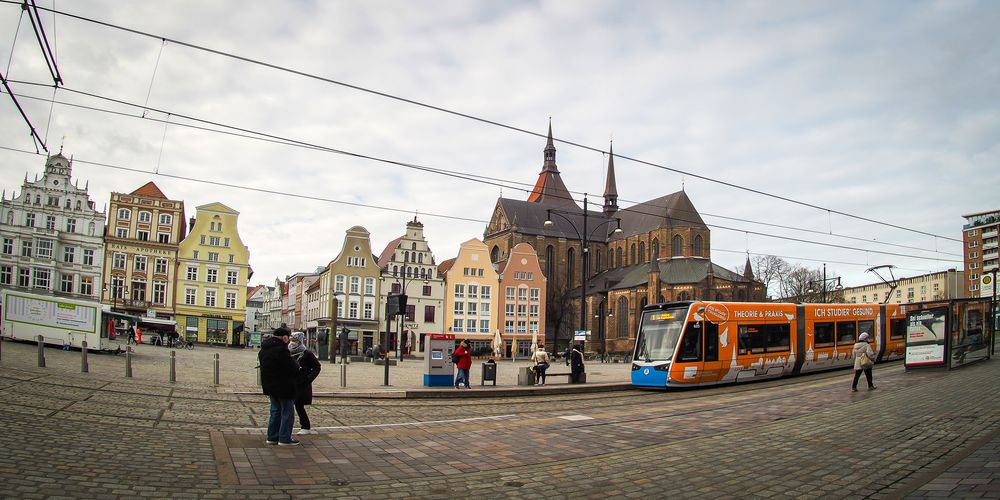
[672,235,683,257]
[617,297,629,339]
[694,235,703,256]
[638,242,646,263]
[652,239,659,259]
[491,246,500,264]
[545,245,554,278]
[616,247,623,268]
[567,248,575,287]
[630,243,636,265]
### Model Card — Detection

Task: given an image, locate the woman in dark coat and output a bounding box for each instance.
[289,333,321,435]
[570,343,586,383]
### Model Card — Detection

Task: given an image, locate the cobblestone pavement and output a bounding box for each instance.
[1,338,998,498]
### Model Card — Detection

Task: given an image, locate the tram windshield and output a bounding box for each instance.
[633,307,689,362]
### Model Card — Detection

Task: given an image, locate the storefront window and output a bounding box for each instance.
[206,319,228,344]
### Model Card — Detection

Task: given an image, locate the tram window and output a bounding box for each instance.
[737,325,766,355]
[837,321,857,345]
[889,318,906,340]
[814,322,835,346]
[677,324,702,362]
[858,320,875,342]
[704,322,719,362]
[763,324,790,352]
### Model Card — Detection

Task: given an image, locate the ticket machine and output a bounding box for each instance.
[424,334,456,387]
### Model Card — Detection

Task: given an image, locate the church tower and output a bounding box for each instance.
[603,142,619,216]
[526,121,577,208]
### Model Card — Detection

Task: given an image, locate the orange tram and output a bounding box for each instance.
[631,301,906,388]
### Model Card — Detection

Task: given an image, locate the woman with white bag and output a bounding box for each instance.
[851,332,878,392]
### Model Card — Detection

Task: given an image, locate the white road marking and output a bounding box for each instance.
[558,414,594,421]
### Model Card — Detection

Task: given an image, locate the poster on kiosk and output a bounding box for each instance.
[424,334,456,387]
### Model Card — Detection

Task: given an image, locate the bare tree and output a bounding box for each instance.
[545,282,576,354]
[751,255,791,299]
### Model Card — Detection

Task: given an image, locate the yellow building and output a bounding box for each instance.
[173,203,251,346]
[441,238,500,352]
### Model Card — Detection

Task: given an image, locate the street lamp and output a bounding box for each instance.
[807,263,843,303]
[327,290,346,364]
[593,298,614,362]
[543,193,622,354]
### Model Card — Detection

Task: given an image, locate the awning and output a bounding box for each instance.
[139,316,177,326]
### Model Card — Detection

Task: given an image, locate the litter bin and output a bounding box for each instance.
[481,360,497,386]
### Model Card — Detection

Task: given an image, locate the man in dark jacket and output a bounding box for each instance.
[259,325,301,445]
[570,343,586,384]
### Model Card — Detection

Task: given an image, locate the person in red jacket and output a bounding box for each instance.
[454,340,472,389]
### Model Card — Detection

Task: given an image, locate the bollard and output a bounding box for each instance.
[256,364,261,387]
[213,353,220,386]
[169,350,176,383]
[125,347,133,378]
[37,335,45,367]
[81,341,89,373]
[340,358,347,388]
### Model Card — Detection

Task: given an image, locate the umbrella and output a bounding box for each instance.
[530,330,538,355]
[493,330,503,357]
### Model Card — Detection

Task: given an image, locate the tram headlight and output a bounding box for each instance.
[631,363,640,371]
[654,364,670,371]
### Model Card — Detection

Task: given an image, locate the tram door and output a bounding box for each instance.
[699,322,721,384]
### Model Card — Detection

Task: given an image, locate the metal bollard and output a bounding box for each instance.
[37,335,45,367]
[340,359,347,388]
[256,364,261,387]
[125,347,133,378]
[81,341,89,373]
[213,353,220,386]
[169,350,176,383]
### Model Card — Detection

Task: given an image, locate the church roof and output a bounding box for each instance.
[582,258,748,294]
[526,122,578,208]
[130,181,168,199]
[495,198,617,243]
[615,190,708,239]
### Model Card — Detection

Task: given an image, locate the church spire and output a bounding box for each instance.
[526,119,576,208]
[743,255,755,280]
[603,142,619,216]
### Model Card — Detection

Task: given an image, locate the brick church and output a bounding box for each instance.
[483,123,766,356]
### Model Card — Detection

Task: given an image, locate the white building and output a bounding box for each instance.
[0,152,105,299]
[376,217,445,355]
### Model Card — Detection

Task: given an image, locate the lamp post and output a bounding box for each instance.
[807,263,843,303]
[327,290,346,364]
[593,298,614,362]
[544,193,622,354]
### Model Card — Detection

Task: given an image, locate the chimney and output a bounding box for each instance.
[188,216,196,232]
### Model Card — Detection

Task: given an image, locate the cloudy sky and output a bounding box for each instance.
[2,0,997,293]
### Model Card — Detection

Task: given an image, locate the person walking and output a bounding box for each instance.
[289,332,321,435]
[570,343,586,384]
[530,343,551,385]
[259,325,302,446]
[127,324,137,346]
[852,332,878,392]
[454,340,472,389]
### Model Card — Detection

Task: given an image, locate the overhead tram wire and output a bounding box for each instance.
[0,71,48,152]
[24,0,62,86]
[7,82,961,264]
[11,0,960,244]
[0,144,489,224]
[711,247,949,274]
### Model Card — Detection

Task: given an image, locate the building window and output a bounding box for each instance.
[424,305,435,323]
[365,277,375,295]
[80,277,93,296]
[25,213,35,227]
[694,235,703,256]
[454,302,464,315]
[505,320,515,333]
[364,302,374,320]
[186,266,198,280]
[672,235,683,257]
[2,238,11,255]
[225,291,237,309]
[159,214,172,225]
[224,237,230,247]
[226,270,238,285]
[83,249,94,265]
[205,289,217,307]
[134,256,147,272]
[207,269,218,283]
[530,288,540,301]
[63,247,75,263]
[530,304,540,317]
[21,240,32,257]
[481,286,491,299]
[185,288,196,305]
[136,230,149,241]
[617,297,629,339]
[153,282,166,304]
[208,252,219,262]
[18,269,30,287]
[45,215,56,230]
[131,280,146,301]
[452,319,463,333]
[206,319,228,344]
[33,268,50,289]
[155,258,168,274]
[349,276,360,294]
[505,304,514,316]
[467,319,477,332]
[468,284,479,299]
[349,301,359,318]
[423,285,432,296]
[36,239,53,259]
[518,288,528,301]
[116,228,128,238]
[506,287,515,300]
[117,208,131,220]
[335,275,345,293]
[209,236,220,246]
[468,302,478,315]
[113,253,126,269]
[567,247,575,287]
[138,211,152,223]
[228,254,234,263]
[157,233,170,244]
[66,218,76,233]
[479,319,490,333]
[0,265,11,285]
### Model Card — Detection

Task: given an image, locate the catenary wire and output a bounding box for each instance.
[2,0,961,244]
[5,83,962,264]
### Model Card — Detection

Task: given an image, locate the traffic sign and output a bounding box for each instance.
[982,274,995,298]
